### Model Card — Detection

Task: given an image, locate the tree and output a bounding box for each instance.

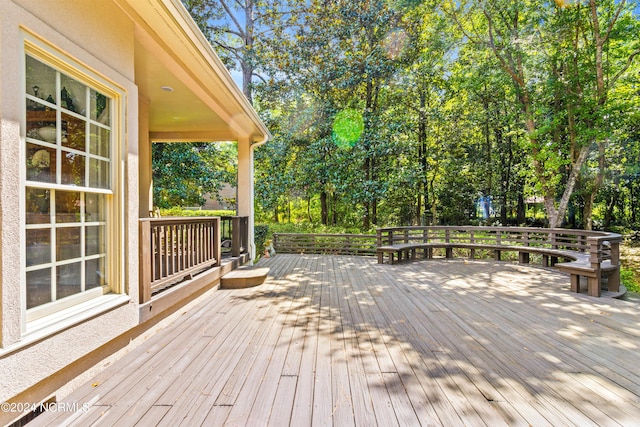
[446,0,640,228]
[152,142,235,208]
[182,0,298,104]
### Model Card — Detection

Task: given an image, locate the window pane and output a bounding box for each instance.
[26,188,51,224]
[61,151,85,186]
[26,143,56,183]
[62,112,86,151]
[26,55,56,106]
[56,262,82,299]
[86,226,105,256]
[90,89,110,125]
[60,74,86,114]
[56,191,81,223]
[86,258,105,289]
[26,110,57,142]
[57,227,81,261]
[89,158,110,189]
[85,193,105,222]
[26,268,52,309]
[27,122,57,144]
[89,124,110,157]
[26,229,51,266]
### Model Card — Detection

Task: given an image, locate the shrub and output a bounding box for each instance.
[254,224,270,253]
[621,268,640,293]
[159,208,236,217]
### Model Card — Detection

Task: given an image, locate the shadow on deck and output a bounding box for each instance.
[31,255,640,426]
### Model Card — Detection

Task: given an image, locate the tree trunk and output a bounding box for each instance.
[242,65,253,105]
[603,189,618,229]
[418,90,428,226]
[363,156,370,230]
[332,193,338,226]
[583,193,595,230]
[320,190,328,225]
[242,0,254,105]
[517,193,526,225]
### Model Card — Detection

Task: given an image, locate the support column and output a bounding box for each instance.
[138,96,152,218]
[237,136,255,260]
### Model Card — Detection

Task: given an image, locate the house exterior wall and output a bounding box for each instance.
[0,1,268,419]
[0,0,140,409]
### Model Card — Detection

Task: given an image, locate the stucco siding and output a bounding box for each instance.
[0,0,140,407]
[12,0,136,82]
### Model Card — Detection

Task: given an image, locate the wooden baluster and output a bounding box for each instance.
[608,238,620,293]
[213,217,221,266]
[232,216,240,257]
[469,230,475,259]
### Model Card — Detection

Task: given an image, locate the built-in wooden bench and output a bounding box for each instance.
[377,226,623,297]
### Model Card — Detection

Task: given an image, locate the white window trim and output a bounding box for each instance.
[0,294,131,358]
[20,30,127,334]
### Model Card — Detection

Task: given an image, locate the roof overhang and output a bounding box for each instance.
[116,0,270,144]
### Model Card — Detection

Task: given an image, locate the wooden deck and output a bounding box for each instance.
[33,255,640,426]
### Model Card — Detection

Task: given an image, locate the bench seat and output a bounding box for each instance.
[377,242,582,266]
[556,260,619,296]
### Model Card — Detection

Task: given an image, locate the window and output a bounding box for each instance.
[24,50,119,322]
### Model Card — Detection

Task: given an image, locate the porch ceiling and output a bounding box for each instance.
[134,40,232,142]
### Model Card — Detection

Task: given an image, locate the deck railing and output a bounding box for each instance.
[272,226,621,264]
[376,225,621,265]
[139,217,221,303]
[273,233,377,256]
[220,216,250,257]
[377,226,596,252]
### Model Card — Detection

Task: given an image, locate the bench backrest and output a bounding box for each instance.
[376,226,621,264]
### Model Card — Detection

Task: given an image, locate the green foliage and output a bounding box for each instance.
[621,268,640,294]
[152,142,235,209]
[184,0,640,232]
[159,208,235,217]
[254,224,270,252]
[266,222,375,238]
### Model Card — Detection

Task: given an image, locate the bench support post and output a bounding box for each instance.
[570,274,580,293]
[542,255,549,267]
[608,269,620,293]
[588,275,600,297]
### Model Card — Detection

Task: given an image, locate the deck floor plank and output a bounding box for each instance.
[327,258,356,427]
[367,263,516,427]
[290,256,321,426]
[399,261,619,426]
[421,262,640,425]
[31,255,640,427]
[333,258,379,427]
[173,254,303,427]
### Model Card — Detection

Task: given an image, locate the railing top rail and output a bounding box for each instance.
[140,217,221,225]
[587,234,623,243]
[376,226,620,239]
[275,233,376,238]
